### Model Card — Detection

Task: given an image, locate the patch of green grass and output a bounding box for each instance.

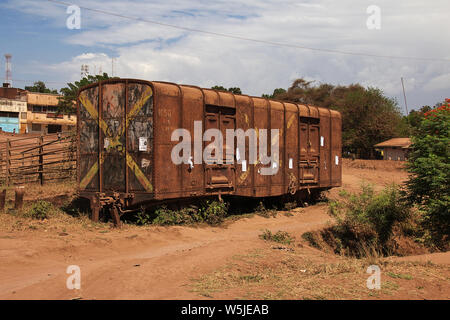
[239,275,263,283]
[25,201,54,220]
[301,231,321,249]
[387,272,413,280]
[259,229,294,245]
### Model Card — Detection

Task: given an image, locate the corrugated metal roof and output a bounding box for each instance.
[374,138,412,148]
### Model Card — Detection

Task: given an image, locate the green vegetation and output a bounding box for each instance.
[303,184,414,257]
[255,201,277,218]
[25,81,58,94]
[263,78,403,158]
[58,73,116,114]
[211,85,242,95]
[405,100,450,249]
[134,200,228,226]
[259,229,294,245]
[387,272,413,280]
[26,201,54,220]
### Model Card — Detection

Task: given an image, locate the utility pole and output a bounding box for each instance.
[401,77,409,115]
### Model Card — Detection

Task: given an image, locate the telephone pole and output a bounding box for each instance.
[401,77,409,115]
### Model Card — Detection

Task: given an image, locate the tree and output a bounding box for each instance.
[58,73,114,114]
[271,78,403,158]
[262,88,286,99]
[211,85,242,95]
[25,81,58,94]
[398,106,433,137]
[406,99,450,249]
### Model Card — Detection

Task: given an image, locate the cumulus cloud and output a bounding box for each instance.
[6,0,450,109]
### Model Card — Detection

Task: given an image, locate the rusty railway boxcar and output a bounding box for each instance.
[77,79,342,224]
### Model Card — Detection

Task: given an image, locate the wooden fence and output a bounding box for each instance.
[0,132,76,186]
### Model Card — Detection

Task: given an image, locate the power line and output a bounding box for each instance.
[11,79,68,85]
[46,0,450,62]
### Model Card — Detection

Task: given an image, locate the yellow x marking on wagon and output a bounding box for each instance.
[79,86,153,192]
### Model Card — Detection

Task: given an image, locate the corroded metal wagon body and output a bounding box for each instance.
[77,79,341,223]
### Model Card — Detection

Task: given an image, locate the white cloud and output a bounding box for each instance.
[8,0,450,109]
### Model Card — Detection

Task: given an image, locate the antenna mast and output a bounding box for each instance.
[5,54,12,86]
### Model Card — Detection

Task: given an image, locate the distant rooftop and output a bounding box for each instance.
[374,138,412,149]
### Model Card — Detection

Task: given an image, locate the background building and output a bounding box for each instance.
[0,83,27,133]
[0,83,76,134]
[26,92,76,134]
[374,138,412,161]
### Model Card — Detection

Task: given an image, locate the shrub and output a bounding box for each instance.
[406,100,450,249]
[198,200,228,225]
[151,201,228,226]
[152,206,196,226]
[26,201,53,220]
[259,229,294,245]
[324,183,413,256]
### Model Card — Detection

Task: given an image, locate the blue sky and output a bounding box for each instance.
[1,0,449,112]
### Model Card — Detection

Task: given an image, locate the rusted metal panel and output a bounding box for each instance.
[318,108,332,187]
[180,86,203,194]
[152,82,182,198]
[234,95,253,196]
[269,100,284,195]
[251,97,269,197]
[284,102,299,195]
[216,91,235,108]
[127,82,154,192]
[203,89,220,105]
[331,111,342,186]
[101,82,126,192]
[78,85,99,190]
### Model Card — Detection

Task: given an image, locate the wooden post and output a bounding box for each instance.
[39,135,44,185]
[14,186,24,210]
[5,139,10,186]
[0,189,6,211]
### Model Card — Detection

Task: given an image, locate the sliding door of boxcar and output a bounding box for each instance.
[204,105,235,192]
[299,117,320,184]
[126,82,153,192]
[101,83,126,192]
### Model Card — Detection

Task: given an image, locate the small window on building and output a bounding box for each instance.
[20,112,27,119]
[32,105,42,113]
[32,123,42,132]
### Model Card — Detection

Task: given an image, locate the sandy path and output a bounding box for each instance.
[0,206,331,299]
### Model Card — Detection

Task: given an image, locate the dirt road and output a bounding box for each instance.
[0,159,448,299]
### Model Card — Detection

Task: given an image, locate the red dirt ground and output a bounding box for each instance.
[0,159,448,299]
